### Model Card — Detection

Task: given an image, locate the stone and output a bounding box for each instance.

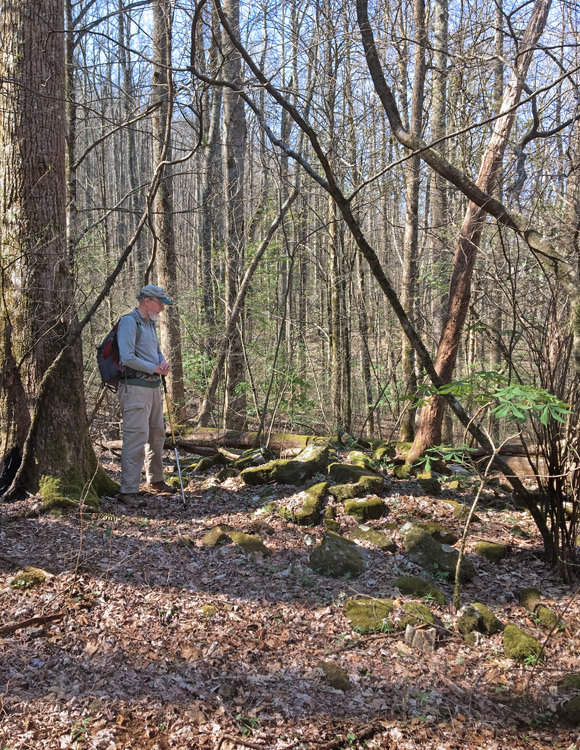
[329,475,384,501]
[457,607,480,636]
[394,463,412,479]
[349,526,397,552]
[328,462,381,484]
[398,602,435,630]
[194,453,230,472]
[534,604,565,631]
[419,522,458,545]
[250,518,275,534]
[241,443,332,486]
[404,625,437,653]
[472,602,503,634]
[215,467,238,482]
[372,443,395,461]
[395,576,445,605]
[474,541,508,563]
[345,598,394,633]
[416,477,442,496]
[291,482,328,526]
[344,496,386,521]
[442,499,479,521]
[502,625,543,663]
[323,519,341,532]
[232,447,276,470]
[228,531,270,556]
[518,587,542,610]
[560,674,580,691]
[400,523,475,582]
[310,532,368,578]
[347,451,382,472]
[559,696,580,724]
[317,661,350,691]
[202,526,232,547]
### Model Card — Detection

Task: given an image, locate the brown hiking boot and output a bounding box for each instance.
[119,493,142,507]
[144,480,177,495]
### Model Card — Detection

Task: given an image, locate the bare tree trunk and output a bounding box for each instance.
[151,0,185,420]
[118,0,146,285]
[399,0,426,442]
[221,0,247,429]
[197,3,222,349]
[407,0,552,462]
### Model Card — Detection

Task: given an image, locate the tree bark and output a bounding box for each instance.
[151,0,186,421]
[221,0,247,429]
[407,0,552,463]
[399,0,426,442]
[0,0,105,501]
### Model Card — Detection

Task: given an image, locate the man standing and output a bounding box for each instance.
[117,284,176,507]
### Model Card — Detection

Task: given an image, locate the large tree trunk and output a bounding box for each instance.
[0,0,111,504]
[407,0,552,463]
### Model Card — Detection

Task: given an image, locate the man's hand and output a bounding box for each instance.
[155,361,171,375]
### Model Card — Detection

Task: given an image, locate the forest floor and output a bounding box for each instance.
[1,445,580,750]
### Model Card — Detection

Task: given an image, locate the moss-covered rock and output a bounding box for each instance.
[395,441,413,457]
[395,576,445,605]
[241,443,332,486]
[344,598,394,633]
[347,451,382,472]
[472,602,503,634]
[309,532,368,578]
[560,674,580,691]
[419,522,458,545]
[229,531,270,556]
[328,462,380,483]
[10,567,52,589]
[215,467,238,482]
[372,443,395,461]
[329,474,384,501]
[441,499,478,521]
[202,525,233,547]
[518,587,542,610]
[457,607,480,636]
[232,447,276,470]
[400,523,475,582]
[474,541,508,563]
[399,602,435,630]
[323,519,341,532]
[194,453,230,472]
[559,696,580,724]
[394,463,412,479]
[344,495,385,521]
[534,604,565,631]
[502,625,543,663]
[416,477,442,496]
[291,482,328,526]
[349,526,397,552]
[317,660,350,691]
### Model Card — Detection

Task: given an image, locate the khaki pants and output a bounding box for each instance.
[118,383,165,493]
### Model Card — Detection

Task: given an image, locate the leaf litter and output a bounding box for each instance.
[1,449,579,749]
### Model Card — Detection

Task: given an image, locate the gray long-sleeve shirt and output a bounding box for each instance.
[117,309,165,375]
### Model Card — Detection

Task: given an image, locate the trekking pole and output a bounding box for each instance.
[162,375,186,507]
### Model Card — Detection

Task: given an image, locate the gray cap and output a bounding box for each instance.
[138,284,173,305]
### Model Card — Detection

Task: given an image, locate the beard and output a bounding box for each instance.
[148,312,159,322]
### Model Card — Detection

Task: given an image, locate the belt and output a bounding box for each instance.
[122,368,160,383]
